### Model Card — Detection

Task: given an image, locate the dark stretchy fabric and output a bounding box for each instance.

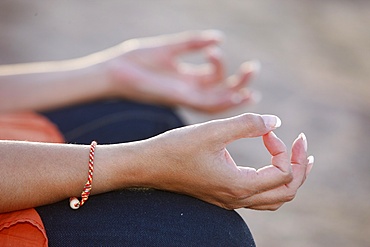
[37,189,255,246]
[37,100,255,246]
[41,100,185,144]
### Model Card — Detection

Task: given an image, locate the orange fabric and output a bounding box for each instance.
[0,209,48,247]
[0,112,64,143]
[0,112,65,246]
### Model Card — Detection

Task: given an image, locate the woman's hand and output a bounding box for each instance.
[142,113,314,210]
[103,30,260,113]
[0,113,313,213]
[0,30,258,113]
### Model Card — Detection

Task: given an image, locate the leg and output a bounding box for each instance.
[36,189,255,246]
[42,99,185,144]
[40,100,255,246]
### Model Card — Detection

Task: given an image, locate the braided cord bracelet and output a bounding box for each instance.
[69,141,97,209]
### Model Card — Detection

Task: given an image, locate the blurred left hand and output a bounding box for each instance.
[103,30,260,113]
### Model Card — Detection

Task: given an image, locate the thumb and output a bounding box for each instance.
[202,113,281,144]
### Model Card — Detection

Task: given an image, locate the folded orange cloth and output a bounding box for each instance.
[0,112,65,246]
[0,112,64,143]
[0,209,48,247]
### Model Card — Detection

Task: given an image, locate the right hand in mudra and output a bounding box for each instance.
[0,113,313,213]
[141,113,314,210]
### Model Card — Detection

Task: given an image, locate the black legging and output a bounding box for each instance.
[37,100,255,246]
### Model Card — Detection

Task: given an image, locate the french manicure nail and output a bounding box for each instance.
[307,155,314,164]
[306,156,314,175]
[262,115,282,129]
[241,60,261,75]
[299,133,307,152]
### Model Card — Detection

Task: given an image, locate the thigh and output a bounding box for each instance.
[36,189,255,247]
[41,100,185,144]
[40,101,255,246]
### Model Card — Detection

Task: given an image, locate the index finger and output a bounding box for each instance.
[237,132,293,194]
[263,131,291,174]
[168,30,223,55]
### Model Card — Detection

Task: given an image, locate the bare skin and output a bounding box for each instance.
[0,30,314,213]
[0,113,313,213]
[0,30,259,113]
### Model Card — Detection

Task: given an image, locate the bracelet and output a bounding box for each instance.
[69,141,97,209]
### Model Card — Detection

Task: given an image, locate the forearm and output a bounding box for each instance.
[0,140,147,213]
[0,56,112,113]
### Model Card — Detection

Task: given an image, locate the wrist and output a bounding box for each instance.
[93,142,153,193]
[75,45,130,100]
[80,61,115,100]
[94,42,134,99]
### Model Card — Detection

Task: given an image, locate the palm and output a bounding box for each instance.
[107,31,259,113]
[145,113,313,210]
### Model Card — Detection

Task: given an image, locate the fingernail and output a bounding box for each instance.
[262,115,282,129]
[241,60,261,75]
[307,155,314,165]
[269,131,277,138]
[306,156,314,175]
[299,133,307,152]
[206,46,222,58]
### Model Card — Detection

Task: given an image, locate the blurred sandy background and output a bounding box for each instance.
[1,1,369,246]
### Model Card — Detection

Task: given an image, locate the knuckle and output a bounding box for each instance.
[224,204,237,210]
[238,113,265,136]
[269,204,282,211]
[285,191,297,202]
[282,171,294,183]
[227,191,244,203]
[218,201,237,210]
[219,188,251,210]
[228,186,255,201]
